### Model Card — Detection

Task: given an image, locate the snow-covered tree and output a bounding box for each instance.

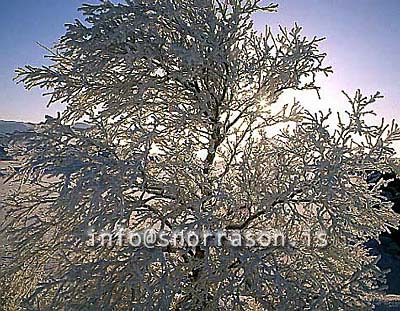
[1,0,400,310]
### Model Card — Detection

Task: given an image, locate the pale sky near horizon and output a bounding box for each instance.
[0,0,399,123]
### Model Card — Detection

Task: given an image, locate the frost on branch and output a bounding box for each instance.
[1,0,399,310]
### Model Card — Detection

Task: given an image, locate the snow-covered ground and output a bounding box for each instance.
[375,295,400,310]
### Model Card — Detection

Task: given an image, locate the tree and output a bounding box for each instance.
[1,0,400,310]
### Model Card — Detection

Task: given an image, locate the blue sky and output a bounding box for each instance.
[0,0,399,122]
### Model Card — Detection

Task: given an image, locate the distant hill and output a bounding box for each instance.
[0,120,91,160]
[0,120,91,135]
[0,120,34,135]
[73,122,92,130]
[0,120,34,160]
